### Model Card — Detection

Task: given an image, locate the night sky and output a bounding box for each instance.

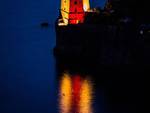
[0,0,106,113]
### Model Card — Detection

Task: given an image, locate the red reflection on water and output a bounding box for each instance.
[72,75,82,113]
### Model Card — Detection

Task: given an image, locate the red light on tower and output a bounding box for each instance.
[69,0,85,24]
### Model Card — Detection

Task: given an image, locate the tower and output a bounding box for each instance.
[60,0,90,25]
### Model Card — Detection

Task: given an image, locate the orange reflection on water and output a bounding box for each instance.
[59,72,93,113]
[79,77,93,113]
[59,73,72,113]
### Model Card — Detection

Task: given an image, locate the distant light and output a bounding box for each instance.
[58,22,67,26]
[83,5,88,11]
[140,30,144,35]
[58,18,68,26]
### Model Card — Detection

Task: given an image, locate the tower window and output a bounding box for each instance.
[74,1,77,5]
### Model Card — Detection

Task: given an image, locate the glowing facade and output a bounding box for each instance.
[60,0,90,25]
[83,0,90,11]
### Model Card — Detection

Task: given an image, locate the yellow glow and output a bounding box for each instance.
[60,0,70,25]
[59,73,72,113]
[59,0,91,25]
[83,0,90,11]
[79,77,93,113]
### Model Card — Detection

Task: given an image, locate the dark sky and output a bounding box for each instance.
[0,0,106,28]
[0,0,106,113]
[90,0,106,8]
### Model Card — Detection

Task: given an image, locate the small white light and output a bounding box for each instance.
[83,5,87,11]
[140,30,143,35]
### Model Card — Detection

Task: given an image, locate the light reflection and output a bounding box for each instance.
[59,73,72,113]
[59,72,93,113]
[72,75,82,113]
[79,77,93,113]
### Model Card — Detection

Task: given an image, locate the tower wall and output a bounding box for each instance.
[61,0,70,25]
[83,0,90,11]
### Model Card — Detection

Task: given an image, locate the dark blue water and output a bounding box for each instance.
[0,0,59,112]
[1,0,142,113]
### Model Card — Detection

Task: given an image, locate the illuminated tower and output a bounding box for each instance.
[60,0,90,25]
